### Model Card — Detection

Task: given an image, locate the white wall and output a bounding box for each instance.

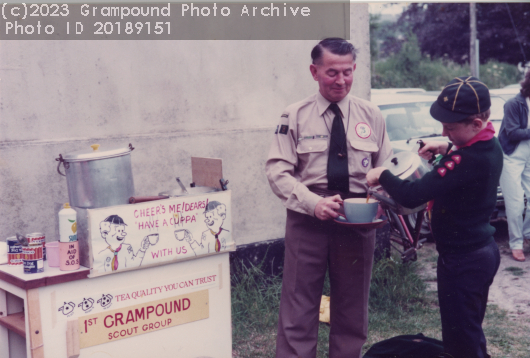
[0,4,370,246]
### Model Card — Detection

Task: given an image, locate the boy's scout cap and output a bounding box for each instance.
[430,76,491,123]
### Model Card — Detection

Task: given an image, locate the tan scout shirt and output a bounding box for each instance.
[266,92,393,217]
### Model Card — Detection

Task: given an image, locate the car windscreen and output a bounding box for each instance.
[490,97,505,120]
[378,101,443,142]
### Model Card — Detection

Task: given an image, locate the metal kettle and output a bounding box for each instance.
[370,151,431,215]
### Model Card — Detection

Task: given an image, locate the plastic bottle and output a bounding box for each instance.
[59,203,77,243]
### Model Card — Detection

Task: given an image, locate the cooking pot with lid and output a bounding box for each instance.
[370,151,431,215]
[56,144,135,209]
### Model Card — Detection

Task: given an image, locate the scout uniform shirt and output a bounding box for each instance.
[266,92,393,216]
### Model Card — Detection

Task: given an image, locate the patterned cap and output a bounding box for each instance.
[103,215,127,226]
[430,76,491,123]
[204,201,222,213]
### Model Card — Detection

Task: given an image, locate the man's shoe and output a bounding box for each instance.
[512,249,525,262]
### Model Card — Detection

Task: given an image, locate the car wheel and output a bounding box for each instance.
[404,210,433,241]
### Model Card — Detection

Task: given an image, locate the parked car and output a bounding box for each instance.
[490,84,521,101]
[370,92,507,236]
[371,88,426,95]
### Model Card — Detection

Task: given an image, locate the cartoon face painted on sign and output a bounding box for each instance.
[100,215,127,251]
[97,214,156,273]
[203,201,227,234]
[179,201,232,256]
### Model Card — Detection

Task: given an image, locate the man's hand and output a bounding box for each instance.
[314,194,343,220]
[418,141,449,160]
[366,167,388,187]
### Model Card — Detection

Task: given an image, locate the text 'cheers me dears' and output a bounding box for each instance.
[134,200,207,229]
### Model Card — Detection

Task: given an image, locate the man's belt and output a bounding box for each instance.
[308,185,367,199]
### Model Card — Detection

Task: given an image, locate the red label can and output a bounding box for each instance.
[23,245,44,274]
[7,236,23,266]
[26,232,46,261]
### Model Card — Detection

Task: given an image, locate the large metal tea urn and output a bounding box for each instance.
[56,144,135,208]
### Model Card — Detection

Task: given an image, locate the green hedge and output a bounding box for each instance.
[371,35,522,91]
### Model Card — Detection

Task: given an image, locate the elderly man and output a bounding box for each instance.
[266,38,392,357]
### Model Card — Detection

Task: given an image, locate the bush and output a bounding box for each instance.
[371,35,522,91]
[480,60,521,89]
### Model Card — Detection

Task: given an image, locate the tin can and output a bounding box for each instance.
[26,232,46,261]
[7,236,23,266]
[23,245,44,274]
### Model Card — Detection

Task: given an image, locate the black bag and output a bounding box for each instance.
[363,333,444,358]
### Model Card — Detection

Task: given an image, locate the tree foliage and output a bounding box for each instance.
[370,14,409,60]
[370,14,381,63]
[371,34,521,91]
[398,3,530,65]
[372,35,465,90]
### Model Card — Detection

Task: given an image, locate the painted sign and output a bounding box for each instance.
[78,290,209,348]
[54,269,219,322]
[88,191,233,276]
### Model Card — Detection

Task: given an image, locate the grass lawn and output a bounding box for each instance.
[231,245,530,357]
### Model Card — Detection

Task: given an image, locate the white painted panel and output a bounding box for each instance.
[38,254,231,358]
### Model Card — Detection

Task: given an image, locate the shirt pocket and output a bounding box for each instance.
[349,140,379,153]
[296,139,328,173]
[296,139,328,154]
[348,139,379,174]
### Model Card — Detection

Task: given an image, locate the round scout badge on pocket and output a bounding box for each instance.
[355,123,371,139]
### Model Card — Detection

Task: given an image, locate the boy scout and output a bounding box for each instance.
[367,76,502,358]
[266,38,392,357]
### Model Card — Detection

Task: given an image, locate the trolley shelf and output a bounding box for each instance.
[0,263,89,290]
[0,311,26,338]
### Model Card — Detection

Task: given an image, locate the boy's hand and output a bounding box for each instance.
[366,167,388,187]
[418,141,449,160]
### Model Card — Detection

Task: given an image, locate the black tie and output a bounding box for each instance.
[327,103,349,192]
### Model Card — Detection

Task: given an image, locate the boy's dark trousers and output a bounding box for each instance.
[437,240,500,358]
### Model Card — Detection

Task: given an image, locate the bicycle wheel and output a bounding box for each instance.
[404,210,433,241]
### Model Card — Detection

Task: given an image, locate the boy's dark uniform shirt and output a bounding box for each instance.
[379,136,503,254]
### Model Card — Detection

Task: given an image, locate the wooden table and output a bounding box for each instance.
[0,262,89,358]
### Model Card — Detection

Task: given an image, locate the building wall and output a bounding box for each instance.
[0,4,370,246]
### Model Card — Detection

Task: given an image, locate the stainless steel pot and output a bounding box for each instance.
[370,151,431,215]
[56,144,135,208]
